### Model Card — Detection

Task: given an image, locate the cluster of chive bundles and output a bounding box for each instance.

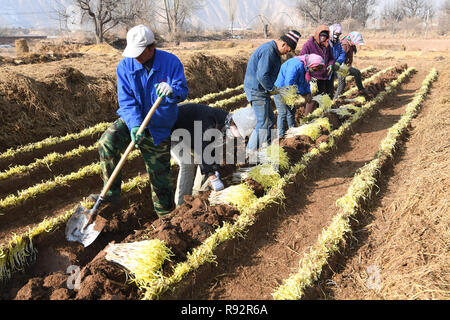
[286,117,331,141]
[105,239,173,288]
[208,183,257,211]
[312,94,333,110]
[336,64,349,78]
[278,85,299,108]
[248,164,281,190]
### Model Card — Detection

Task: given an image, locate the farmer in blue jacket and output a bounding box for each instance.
[244,30,301,153]
[89,25,188,217]
[274,53,325,137]
[328,24,346,98]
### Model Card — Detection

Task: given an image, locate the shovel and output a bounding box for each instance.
[66,97,163,247]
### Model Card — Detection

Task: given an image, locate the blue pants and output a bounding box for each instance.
[274,94,296,138]
[247,97,275,152]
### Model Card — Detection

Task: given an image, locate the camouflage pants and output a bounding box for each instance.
[98,118,175,217]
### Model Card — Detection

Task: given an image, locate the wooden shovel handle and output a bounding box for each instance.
[100,97,163,198]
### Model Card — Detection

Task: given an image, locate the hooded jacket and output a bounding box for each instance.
[299,26,335,80]
[341,38,355,66]
[172,103,228,175]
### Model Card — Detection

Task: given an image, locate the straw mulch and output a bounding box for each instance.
[324,68,449,300]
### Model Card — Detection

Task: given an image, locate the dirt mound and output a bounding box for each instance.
[181,53,247,98]
[15,39,29,56]
[35,41,83,55]
[0,53,84,66]
[0,66,117,150]
[78,43,121,55]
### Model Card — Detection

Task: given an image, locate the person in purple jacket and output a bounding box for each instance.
[300,25,335,98]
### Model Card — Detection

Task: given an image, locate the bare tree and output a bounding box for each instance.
[56,0,153,43]
[438,0,450,34]
[225,0,238,34]
[296,0,334,25]
[75,0,120,43]
[401,0,426,18]
[350,0,377,27]
[297,0,377,26]
[115,0,156,31]
[155,0,203,37]
[381,0,405,35]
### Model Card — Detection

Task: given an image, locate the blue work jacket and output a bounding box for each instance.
[116,49,188,146]
[244,40,281,102]
[329,40,346,64]
[274,57,311,96]
[328,40,346,80]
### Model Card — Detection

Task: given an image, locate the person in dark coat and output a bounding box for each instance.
[171,104,256,206]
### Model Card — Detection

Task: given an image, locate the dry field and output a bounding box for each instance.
[0,35,448,300]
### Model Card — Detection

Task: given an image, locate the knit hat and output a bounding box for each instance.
[280,30,301,50]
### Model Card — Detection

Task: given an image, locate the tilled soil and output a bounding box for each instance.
[0,63,417,301]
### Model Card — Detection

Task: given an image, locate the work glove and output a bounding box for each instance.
[154,82,173,98]
[332,62,341,71]
[269,86,279,96]
[209,171,225,191]
[130,127,145,148]
[327,65,333,75]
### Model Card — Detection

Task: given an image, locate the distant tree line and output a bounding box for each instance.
[48,0,449,44]
[53,0,203,43]
[296,0,376,28]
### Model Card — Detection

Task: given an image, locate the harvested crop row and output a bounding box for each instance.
[0,123,110,163]
[184,84,244,105]
[0,174,151,282]
[271,67,435,300]
[0,148,144,216]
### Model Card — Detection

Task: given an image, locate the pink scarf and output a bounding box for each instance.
[298,54,325,83]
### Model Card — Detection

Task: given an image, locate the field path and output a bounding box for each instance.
[191,68,428,300]
[308,67,449,300]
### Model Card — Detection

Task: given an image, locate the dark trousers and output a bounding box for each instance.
[334,67,364,99]
[317,78,335,98]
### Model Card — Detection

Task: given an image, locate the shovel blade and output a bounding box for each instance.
[65,204,107,247]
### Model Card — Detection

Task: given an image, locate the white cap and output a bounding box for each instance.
[122,25,155,58]
[231,107,257,138]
